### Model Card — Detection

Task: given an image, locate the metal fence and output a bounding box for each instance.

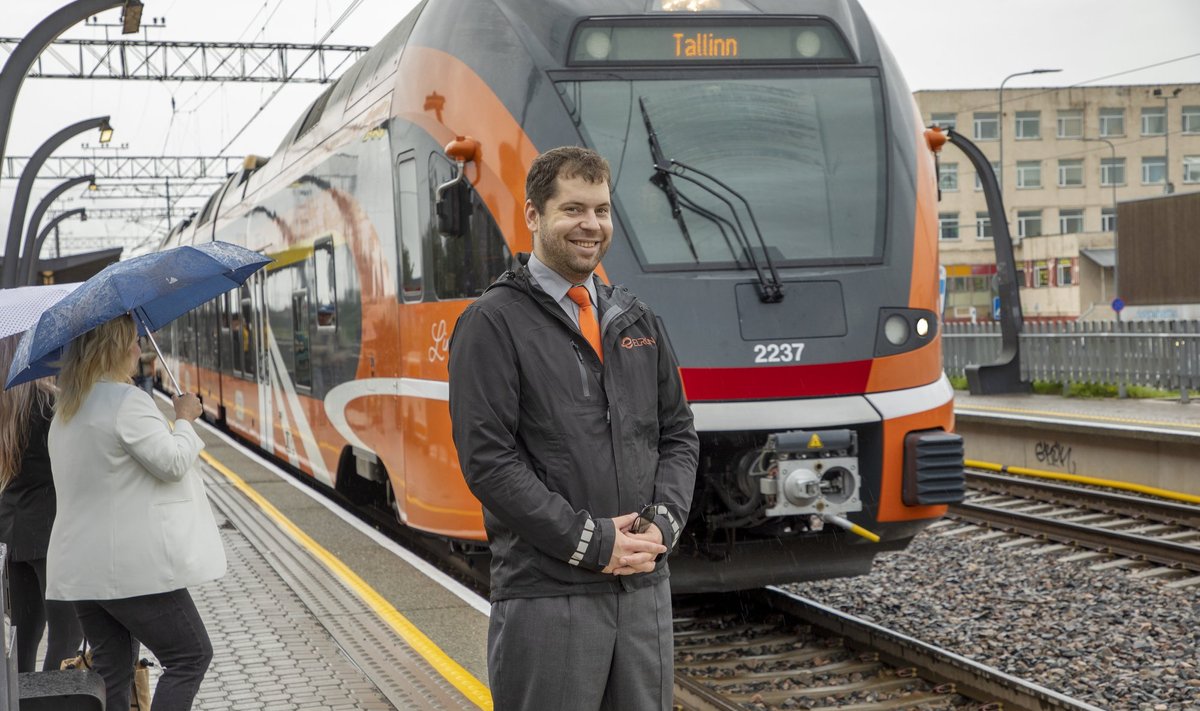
[943,320,1200,398]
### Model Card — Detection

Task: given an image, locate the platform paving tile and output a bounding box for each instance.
[135,513,396,710]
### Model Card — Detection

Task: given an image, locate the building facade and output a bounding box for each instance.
[916,84,1200,322]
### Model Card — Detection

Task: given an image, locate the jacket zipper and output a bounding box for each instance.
[571,342,590,398]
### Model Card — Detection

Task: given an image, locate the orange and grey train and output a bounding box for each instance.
[158,0,965,592]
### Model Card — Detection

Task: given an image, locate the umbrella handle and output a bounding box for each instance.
[133,309,182,395]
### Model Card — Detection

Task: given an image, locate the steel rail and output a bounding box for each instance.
[757,588,1106,711]
[949,500,1200,572]
[965,469,1200,528]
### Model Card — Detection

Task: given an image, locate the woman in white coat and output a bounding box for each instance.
[47,314,225,711]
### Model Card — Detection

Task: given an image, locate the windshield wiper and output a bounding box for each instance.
[637,97,783,302]
[637,97,698,263]
[669,159,784,302]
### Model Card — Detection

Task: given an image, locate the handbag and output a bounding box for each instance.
[61,643,155,710]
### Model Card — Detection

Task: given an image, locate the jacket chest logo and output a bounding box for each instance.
[621,336,657,350]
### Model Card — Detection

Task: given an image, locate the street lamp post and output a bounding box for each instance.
[25,208,87,285]
[998,68,1062,205]
[1081,135,1125,397]
[0,0,140,179]
[19,174,95,283]
[1,116,110,287]
[1153,87,1181,194]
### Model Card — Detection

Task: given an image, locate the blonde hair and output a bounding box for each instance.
[56,315,137,423]
[0,334,55,489]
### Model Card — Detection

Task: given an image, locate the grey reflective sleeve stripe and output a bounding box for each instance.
[568,517,597,566]
[654,504,681,547]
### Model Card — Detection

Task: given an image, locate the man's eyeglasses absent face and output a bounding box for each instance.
[631,504,656,535]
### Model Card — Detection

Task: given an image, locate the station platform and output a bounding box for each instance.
[953,389,1200,498]
[35,395,493,710]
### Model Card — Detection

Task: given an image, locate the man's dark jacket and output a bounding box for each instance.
[448,255,698,601]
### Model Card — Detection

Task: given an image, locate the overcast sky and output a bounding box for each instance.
[2,0,1198,253]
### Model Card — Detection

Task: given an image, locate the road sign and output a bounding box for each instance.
[1112,297,1125,313]
[992,296,1002,320]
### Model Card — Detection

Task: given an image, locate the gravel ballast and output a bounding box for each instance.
[786,529,1200,710]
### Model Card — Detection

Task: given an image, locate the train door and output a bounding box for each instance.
[391,152,419,523]
[196,298,222,421]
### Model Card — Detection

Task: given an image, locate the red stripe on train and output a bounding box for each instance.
[680,360,873,401]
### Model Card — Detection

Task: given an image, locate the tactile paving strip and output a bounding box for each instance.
[201,467,479,711]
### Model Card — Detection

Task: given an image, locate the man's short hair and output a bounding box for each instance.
[526,146,611,214]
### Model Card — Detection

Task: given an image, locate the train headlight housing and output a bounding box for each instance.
[883,314,909,346]
[794,30,822,58]
[874,308,938,357]
[582,29,612,60]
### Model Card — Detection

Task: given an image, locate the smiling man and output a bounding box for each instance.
[448,146,698,710]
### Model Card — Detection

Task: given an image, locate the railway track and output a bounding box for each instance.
[945,470,1200,586]
[673,588,1101,711]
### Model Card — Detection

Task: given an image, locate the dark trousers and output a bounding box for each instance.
[8,557,83,672]
[74,588,212,711]
[488,579,673,711]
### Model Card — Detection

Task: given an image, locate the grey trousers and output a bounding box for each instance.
[487,579,673,711]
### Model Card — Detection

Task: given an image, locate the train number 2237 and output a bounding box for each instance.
[752,343,805,364]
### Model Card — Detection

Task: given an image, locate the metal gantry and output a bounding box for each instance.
[3,155,241,180]
[0,38,370,83]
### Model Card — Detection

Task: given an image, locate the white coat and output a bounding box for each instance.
[46,381,226,600]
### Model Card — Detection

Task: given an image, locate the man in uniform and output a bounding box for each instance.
[448,146,698,710]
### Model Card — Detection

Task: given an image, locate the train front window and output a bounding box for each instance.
[557,76,886,269]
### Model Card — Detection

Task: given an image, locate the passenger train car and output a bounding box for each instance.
[157,0,965,592]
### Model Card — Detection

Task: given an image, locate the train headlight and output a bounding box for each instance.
[915,317,930,337]
[883,314,910,345]
[582,29,612,60]
[794,30,822,58]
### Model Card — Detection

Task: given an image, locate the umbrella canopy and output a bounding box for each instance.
[6,241,271,388]
[0,283,80,340]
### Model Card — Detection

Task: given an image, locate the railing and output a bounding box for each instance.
[943,321,1200,400]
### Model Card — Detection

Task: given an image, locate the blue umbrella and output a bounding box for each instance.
[6,241,271,390]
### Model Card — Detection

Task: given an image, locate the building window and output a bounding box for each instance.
[1141,156,1166,185]
[1033,261,1050,287]
[1099,108,1125,137]
[1058,159,1084,187]
[974,112,999,140]
[939,212,960,240]
[1057,110,1083,138]
[1100,157,1126,186]
[1016,160,1041,188]
[975,212,992,239]
[1056,261,1073,286]
[1141,106,1166,136]
[1015,111,1041,139]
[1101,207,1116,232]
[1059,209,1084,234]
[939,162,958,191]
[1184,156,1200,184]
[975,160,1000,191]
[931,112,956,131]
[1017,210,1042,238]
[1183,106,1200,134]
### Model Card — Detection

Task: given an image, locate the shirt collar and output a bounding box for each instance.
[527,252,597,307]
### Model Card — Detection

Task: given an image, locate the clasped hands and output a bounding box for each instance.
[601,511,666,576]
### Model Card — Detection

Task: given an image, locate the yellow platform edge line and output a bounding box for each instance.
[199,450,494,710]
[966,458,1200,505]
[957,403,1200,431]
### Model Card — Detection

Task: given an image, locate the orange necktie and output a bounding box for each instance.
[567,285,602,362]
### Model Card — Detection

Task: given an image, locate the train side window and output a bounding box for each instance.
[430,157,511,300]
[313,238,337,329]
[292,290,312,389]
[218,292,231,373]
[240,283,257,379]
[395,155,422,300]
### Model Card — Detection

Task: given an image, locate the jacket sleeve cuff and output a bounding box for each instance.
[577,517,614,571]
[653,510,681,550]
